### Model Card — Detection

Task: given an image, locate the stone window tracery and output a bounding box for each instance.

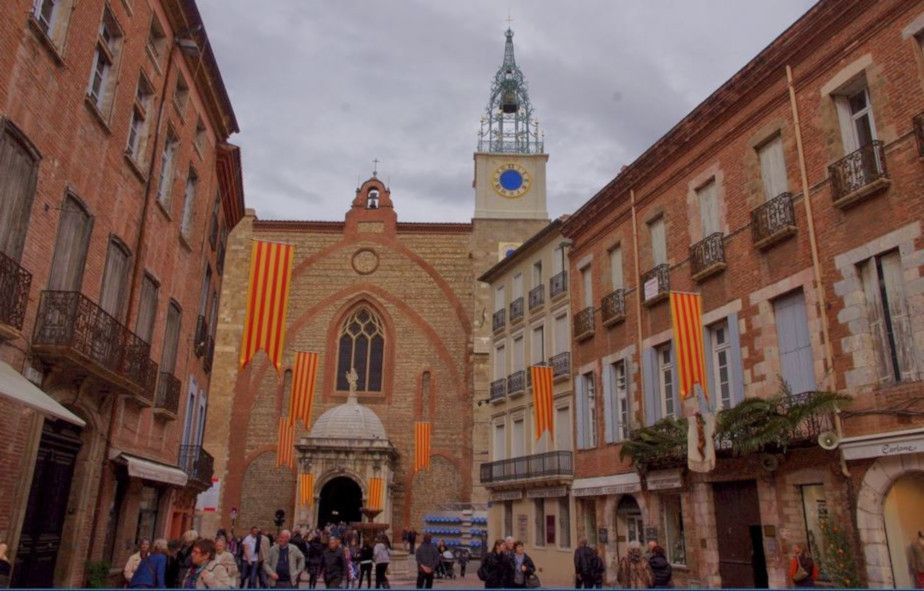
[337,307,385,392]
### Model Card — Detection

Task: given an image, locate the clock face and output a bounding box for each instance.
[492,163,531,198]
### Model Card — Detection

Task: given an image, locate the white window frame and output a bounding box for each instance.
[648,217,667,266]
[583,372,597,448]
[609,246,623,290]
[696,178,719,237]
[834,81,878,153]
[710,321,733,410]
[757,134,788,201]
[657,344,675,419]
[531,324,544,365]
[612,360,629,440]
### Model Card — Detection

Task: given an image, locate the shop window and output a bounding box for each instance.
[135,485,162,544]
[558,497,571,548]
[661,495,686,566]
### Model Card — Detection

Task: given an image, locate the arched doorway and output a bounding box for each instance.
[318,476,362,527]
[614,495,644,560]
[883,472,924,588]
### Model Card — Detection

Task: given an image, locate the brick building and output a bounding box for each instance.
[0,0,242,586]
[559,0,924,587]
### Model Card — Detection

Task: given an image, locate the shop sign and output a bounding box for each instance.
[646,469,683,491]
[840,429,924,461]
[526,486,568,499]
[490,490,523,501]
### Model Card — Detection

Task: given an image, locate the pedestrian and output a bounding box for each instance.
[258,529,272,588]
[414,533,440,589]
[357,540,374,588]
[648,545,672,588]
[401,530,409,553]
[478,539,514,589]
[166,539,183,589]
[373,535,390,589]
[408,529,417,555]
[616,541,653,589]
[789,543,819,588]
[124,538,152,584]
[345,541,357,588]
[216,535,241,588]
[242,526,261,588]
[306,532,325,589]
[589,548,605,589]
[184,538,232,589]
[457,547,469,579]
[0,542,11,588]
[129,538,168,589]
[264,529,305,589]
[177,530,200,588]
[321,537,348,589]
[510,541,536,589]
[573,538,595,589]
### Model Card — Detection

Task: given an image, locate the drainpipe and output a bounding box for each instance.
[786,65,848,477]
[629,189,645,429]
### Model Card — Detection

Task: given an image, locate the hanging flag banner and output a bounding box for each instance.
[276,417,295,469]
[530,365,555,441]
[367,477,384,511]
[669,292,708,401]
[414,421,432,473]
[240,240,295,372]
[289,352,319,428]
[298,473,314,507]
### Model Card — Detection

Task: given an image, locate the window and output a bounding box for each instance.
[835,83,877,153]
[208,195,220,250]
[582,500,597,545]
[48,194,92,291]
[156,131,178,206]
[657,344,675,419]
[555,405,571,451]
[511,417,525,458]
[336,307,385,392]
[493,421,506,461]
[580,265,592,308]
[504,502,513,538]
[32,0,73,49]
[127,75,155,161]
[512,273,523,301]
[494,285,505,313]
[534,499,546,547]
[757,134,788,200]
[554,314,568,354]
[195,390,207,447]
[161,302,181,374]
[696,178,719,237]
[609,246,623,290]
[552,245,564,275]
[558,497,571,548]
[661,495,686,566]
[531,325,544,365]
[0,122,40,261]
[512,335,524,372]
[135,273,159,344]
[99,238,131,320]
[135,485,161,545]
[194,118,207,154]
[181,382,196,446]
[494,343,506,380]
[173,74,190,116]
[773,290,817,395]
[710,321,733,410]
[208,292,219,341]
[198,265,212,317]
[605,360,630,442]
[648,217,666,266]
[180,168,198,238]
[583,372,596,448]
[532,261,542,287]
[859,250,917,383]
[146,17,166,62]
[87,9,123,114]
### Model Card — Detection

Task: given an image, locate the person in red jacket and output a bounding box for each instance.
[789,544,820,587]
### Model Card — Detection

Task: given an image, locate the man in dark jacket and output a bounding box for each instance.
[306,533,325,589]
[573,538,596,589]
[648,545,673,588]
[321,537,348,589]
[414,534,440,589]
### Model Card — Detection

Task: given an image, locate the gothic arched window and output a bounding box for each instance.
[336,307,384,391]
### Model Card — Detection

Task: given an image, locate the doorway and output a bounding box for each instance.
[614,495,644,561]
[317,476,362,527]
[883,472,924,588]
[713,480,768,588]
[12,420,82,588]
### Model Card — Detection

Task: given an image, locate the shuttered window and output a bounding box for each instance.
[554,313,568,354]
[511,417,525,458]
[773,290,817,395]
[555,405,571,451]
[161,301,181,374]
[135,273,159,344]
[156,132,178,206]
[494,285,505,313]
[98,238,131,320]
[580,265,592,308]
[493,421,506,461]
[609,246,623,290]
[180,169,198,238]
[512,273,523,300]
[697,179,719,237]
[757,135,788,201]
[512,335,524,372]
[48,195,93,291]
[648,217,667,266]
[0,123,39,261]
[531,325,544,365]
[859,250,917,383]
[494,343,506,380]
[577,371,596,449]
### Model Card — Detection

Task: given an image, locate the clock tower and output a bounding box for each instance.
[473,28,549,220]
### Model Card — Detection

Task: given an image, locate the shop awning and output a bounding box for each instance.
[0,360,85,427]
[120,453,188,487]
[572,472,641,497]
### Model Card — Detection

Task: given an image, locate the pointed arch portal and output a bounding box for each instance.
[317,476,363,527]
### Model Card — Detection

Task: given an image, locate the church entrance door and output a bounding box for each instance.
[318,476,363,527]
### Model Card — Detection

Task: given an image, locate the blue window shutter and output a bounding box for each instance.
[727,312,745,406]
[625,356,634,436]
[670,341,680,418]
[642,347,660,426]
[575,376,586,448]
[702,324,715,413]
[602,363,614,443]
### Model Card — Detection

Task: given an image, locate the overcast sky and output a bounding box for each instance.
[197,1,816,223]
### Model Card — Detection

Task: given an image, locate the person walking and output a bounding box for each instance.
[616,542,653,589]
[789,543,820,588]
[457,548,469,579]
[306,532,325,589]
[373,535,390,589]
[648,545,672,589]
[258,529,272,588]
[414,533,440,589]
[184,538,232,589]
[124,539,152,584]
[177,531,200,588]
[573,538,596,589]
[264,530,305,589]
[510,541,536,589]
[357,540,374,588]
[243,527,261,588]
[589,548,606,589]
[478,539,514,589]
[321,537,348,589]
[408,530,417,555]
[128,539,168,589]
[215,536,241,588]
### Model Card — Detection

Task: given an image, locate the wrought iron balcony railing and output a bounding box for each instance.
[492,309,506,332]
[690,232,726,281]
[829,140,889,207]
[641,264,670,306]
[915,112,924,158]
[601,289,626,326]
[528,284,544,311]
[780,391,835,445]
[194,315,209,358]
[549,271,568,300]
[480,450,573,484]
[751,192,796,250]
[0,250,32,336]
[179,445,214,490]
[550,351,571,379]
[509,297,524,324]
[574,306,595,340]
[33,290,158,402]
[203,335,215,373]
[507,370,526,395]
[490,378,507,402]
[154,372,181,419]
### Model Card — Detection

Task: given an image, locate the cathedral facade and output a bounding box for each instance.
[201,29,549,535]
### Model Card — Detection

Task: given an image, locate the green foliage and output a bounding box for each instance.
[85,560,112,589]
[619,417,687,469]
[716,395,791,455]
[819,518,861,588]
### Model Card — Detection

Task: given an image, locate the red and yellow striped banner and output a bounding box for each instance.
[276,417,295,469]
[298,473,314,506]
[669,292,708,401]
[414,422,431,473]
[367,477,384,510]
[240,240,295,372]
[531,365,554,441]
[288,352,319,428]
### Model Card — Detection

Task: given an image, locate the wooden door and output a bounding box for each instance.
[12,420,82,588]
[713,480,767,588]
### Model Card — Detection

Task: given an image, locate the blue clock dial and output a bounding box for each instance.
[499,169,524,191]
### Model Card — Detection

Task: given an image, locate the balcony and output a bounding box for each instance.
[690,232,726,282]
[751,192,796,250]
[549,271,568,300]
[194,315,209,357]
[490,378,507,402]
[781,391,835,446]
[0,251,31,341]
[574,306,595,341]
[507,370,526,396]
[528,284,544,311]
[915,112,924,158]
[179,445,214,491]
[829,140,890,208]
[480,451,574,486]
[550,351,570,380]
[32,291,158,403]
[153,372,181,420]
[509,297,524,324]
[203,335,215,373]
[641,264,670,306]
[492,309,506,333]
[601,289,626,327]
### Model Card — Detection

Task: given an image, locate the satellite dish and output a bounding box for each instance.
[818,431,840,450]
[760,454,779,472]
